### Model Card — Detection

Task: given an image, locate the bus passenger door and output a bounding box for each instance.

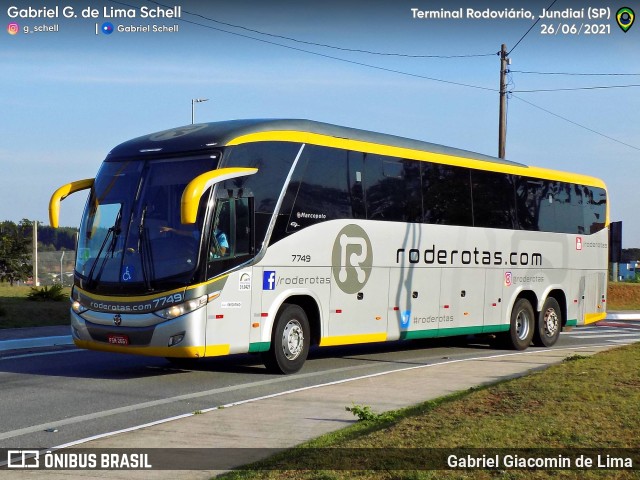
[204,196,255,355]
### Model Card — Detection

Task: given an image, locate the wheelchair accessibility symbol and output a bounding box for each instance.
[121,265,135,282]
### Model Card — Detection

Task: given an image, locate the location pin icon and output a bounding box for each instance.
[616,7,635,32]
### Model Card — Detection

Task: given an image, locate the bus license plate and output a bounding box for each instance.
[108,334,129,345]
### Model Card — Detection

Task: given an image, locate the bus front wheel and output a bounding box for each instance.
[504,298,535,350]
[262,304,310,375]
[532,297,562,347]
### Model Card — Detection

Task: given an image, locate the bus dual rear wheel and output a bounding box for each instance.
[504,298,535,350]
[262,304,310,375]
[533,297,562,347]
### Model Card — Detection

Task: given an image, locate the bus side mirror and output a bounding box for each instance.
[49,178,95,228]
[181,167,258,224]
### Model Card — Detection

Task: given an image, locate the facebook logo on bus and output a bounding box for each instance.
[263,271,276,290]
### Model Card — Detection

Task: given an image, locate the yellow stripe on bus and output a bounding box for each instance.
[319,332,387,347]
[225,130,607,189]
[73,340,230,358]
[584,312,607,324]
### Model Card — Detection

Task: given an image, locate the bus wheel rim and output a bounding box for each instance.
[544,308,559,337]
[282,319,304,361]
[516,310,530,340]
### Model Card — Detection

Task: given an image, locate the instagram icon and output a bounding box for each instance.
[7,22,19,35]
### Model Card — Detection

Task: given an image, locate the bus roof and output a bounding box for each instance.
[105,119,606,189]
[107,118,522,167]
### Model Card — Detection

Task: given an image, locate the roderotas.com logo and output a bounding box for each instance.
[331,224,373,294]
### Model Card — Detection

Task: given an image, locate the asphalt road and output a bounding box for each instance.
[1,323,639,450]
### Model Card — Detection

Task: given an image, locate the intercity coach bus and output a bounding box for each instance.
[50,119,608,374]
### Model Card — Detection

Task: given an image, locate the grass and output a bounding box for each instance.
[607,282,640,310]
[220,343,640,480]
[0,283,71,329]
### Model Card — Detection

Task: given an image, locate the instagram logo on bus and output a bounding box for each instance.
[7,23,19,35]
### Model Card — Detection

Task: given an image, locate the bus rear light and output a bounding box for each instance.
[443,305,450,309]
[393,306,399,311]
[260,313,269,317]
[252,323,260,328]
[375,316,382,321]
[335,309,342,314]
[464,312,469,316]
[215,314,224,319]
[492,303,497,307]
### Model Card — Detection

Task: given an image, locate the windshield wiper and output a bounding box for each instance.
[137,205,155,291]
[87,206,122,288]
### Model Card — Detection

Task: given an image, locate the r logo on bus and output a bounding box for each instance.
[331,224,373,294]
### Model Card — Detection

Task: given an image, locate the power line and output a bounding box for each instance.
[108,0,496,92]
[508,0,558,54]
[511,95,640,152]
[510,70,640,77]
[512,84,640,93]
[144,0,497,59]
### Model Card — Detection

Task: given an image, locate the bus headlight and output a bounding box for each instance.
[71,300,88,315]
[154,295,207,320]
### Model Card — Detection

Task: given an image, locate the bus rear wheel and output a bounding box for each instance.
[262,304,310,375]
[504,298,535,350]
[533,297,562,347]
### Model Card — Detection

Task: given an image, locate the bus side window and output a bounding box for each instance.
[471,170,517,229]
[423,164,473,227]
[287,146,352,230]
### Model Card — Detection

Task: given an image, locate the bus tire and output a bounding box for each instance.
[262,304,310,375]
[533,297,562,347]
[505,298,535,350]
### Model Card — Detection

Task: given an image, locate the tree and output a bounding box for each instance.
[0,220,32,286]
[621,248,640,263]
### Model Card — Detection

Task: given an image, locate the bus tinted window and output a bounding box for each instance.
[585,186,607,234]
[288,146,352,229]
[516,177,607,234]
[364,155,422,222]
[471,170,516,229]
[222,142,301,213]
[423,164,472,226]
[515,178,546,231]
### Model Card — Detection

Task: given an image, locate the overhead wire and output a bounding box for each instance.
[107,0,497,92]
[508,0,558,54]
[510,70,640,77]
[511,95,640,151]
[107,0,637,151]
[145,0,496,59]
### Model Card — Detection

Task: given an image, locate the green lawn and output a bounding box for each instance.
[0,284,71,329]
[221,343,640,479]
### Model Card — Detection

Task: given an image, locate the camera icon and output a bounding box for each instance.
[7,22,20,35]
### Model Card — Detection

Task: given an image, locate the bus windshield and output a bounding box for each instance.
[76,156,218,291]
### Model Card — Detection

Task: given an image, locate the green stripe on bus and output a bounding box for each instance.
[566,319,578,327]
[248,342,271,353]
[400,324,510,340]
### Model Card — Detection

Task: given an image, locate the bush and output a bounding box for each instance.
[27,284,67,302]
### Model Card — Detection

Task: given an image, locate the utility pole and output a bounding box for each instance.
[498,44,509,159]
[32,220,39,286]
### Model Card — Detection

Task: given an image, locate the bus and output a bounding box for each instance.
[49,119,608,374]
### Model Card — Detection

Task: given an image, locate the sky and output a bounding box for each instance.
[2,0,639,247]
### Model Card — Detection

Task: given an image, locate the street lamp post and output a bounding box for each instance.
[191,98,209,124]
[60,250,65,286]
